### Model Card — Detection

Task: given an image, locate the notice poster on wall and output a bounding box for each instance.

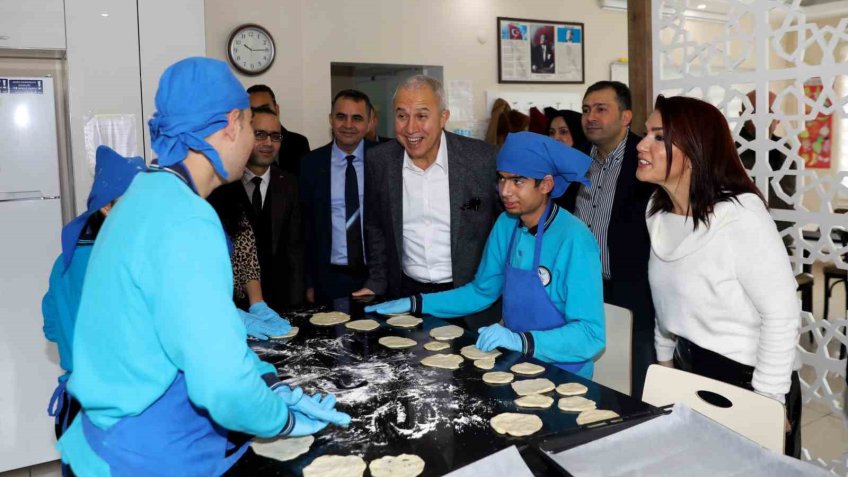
[497,17,584,84]
[799,81,832,169]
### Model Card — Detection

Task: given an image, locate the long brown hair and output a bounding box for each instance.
[647,95,765,230]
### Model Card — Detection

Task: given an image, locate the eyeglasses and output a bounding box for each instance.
[254,130,282,142]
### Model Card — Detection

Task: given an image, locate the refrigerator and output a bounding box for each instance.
[0,76,64,470]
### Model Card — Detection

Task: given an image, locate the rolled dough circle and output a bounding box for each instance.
[378,336,417,349]
[303,455,367,477]
[460,345,501,360]
[251,435,313,462]
[514,394,554,409]
[269,326,298,340]
[368,454,426,477]
[490,412,543,437]
[420,353,463,369]
[423,341,450,351]
[309,311,351,327]
[344,319,380,332]
[474,358,495,370]
[576,409,620,425]
[429,325,464,341]
[511,378,555,396]
[557,396,597,413]
[555,382,588,396]
[510,362,545,375]
[386,315,423,328]
[482,371,514,384]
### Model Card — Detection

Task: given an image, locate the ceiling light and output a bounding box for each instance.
[696,3,707,9]
[101,13,109,17]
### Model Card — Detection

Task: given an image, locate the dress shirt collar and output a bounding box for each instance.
[241,165,271,186]
[402,131,448,175]
[332,139,365,163]
[589,130,628,165]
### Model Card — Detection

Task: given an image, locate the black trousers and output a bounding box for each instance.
[602,278,656,400]
[54,392,81,440]
[316,265,368,304]
[674,337,802,458]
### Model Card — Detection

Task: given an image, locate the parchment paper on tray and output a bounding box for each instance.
[444,445,534,477]
[552,403,830,477]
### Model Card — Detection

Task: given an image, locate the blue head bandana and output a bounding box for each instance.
[60,146,146,269]
[496,132,592,198]
[148,57,248,179]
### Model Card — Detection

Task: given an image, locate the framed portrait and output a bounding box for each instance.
[497,17,585,84]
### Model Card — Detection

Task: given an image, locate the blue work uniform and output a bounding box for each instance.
[57,171,290,476]
[423,202,605,378]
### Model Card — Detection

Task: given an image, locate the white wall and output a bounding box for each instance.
[204,0,630,146]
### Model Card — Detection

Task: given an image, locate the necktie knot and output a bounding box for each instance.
[251,176,262,186]
[345,155,356,166]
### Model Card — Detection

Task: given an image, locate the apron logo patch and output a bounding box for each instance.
[537,266,552,287]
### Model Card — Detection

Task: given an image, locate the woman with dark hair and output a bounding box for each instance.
[636,95,801,457]
[547,109,587,149]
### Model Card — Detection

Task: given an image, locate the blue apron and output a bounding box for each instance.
[48,376,72,434]
[502,202,587,375]
[80,372,249,477]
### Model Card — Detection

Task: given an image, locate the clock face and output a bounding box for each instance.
[228,25,275,75]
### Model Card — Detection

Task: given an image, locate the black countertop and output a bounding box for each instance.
[229,298,656,476]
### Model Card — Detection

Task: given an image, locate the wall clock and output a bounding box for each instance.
[227,24,275,75]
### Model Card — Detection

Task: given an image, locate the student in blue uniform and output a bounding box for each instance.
[42,146,146,440]
[366,132,605,378]
[56,57,350,477]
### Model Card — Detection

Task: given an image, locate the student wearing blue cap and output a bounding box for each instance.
[42,146,146,440]
[367,132,605,378]
[56,57,350,476]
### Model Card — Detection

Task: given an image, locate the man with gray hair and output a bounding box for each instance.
[353,75,502,330]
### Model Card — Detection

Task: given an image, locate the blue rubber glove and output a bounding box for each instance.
[248,301,292,336]
[476,324,523,353]
[363,298,411,315]
[271,383,305,405]
[287,409,329,437]
[292,392,351,426]
[238,309,274,340]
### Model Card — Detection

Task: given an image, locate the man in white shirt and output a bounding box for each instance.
[353,75,502,330]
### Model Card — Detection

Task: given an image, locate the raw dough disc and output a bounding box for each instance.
[309,311,351,327]
[474,358,495,370]
[378,336,417,349]
[510,362,545,375]
[421,353,463,370]
[269,326,298,340]
[490,413,543,437]
[345,319,380,332]
[460,345,501,360]
[251,435,313,462]
[482,371,514,384]
[368,454,426,477]
[303,455,367,477]
[557,396,597,413]
[511,378,556,396]
[556,382,588,396]
[423,341,450,351]
[429,325,465,341]
[576,409,620,425]
[386,315,423,328]
[514,394,554,409]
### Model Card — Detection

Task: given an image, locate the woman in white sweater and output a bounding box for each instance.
[635,95,801,457]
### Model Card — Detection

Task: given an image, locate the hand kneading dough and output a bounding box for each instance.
[269,326,298,340]
[420,353,463,369]
[378,336,417,349]
[368,454,426,477]
[511,378,555,396]
[490,413,543,437]
[460,345,501,360]
[555,382,588,396]
[251,435,313,462]
[309,311,351,326]
[514,394,554,409]
[386,315,423,328]
[510,362,545,375]
[482,371,514,384]
[345,319,380,332]
[303,455,367,477]
[474,358,495,370]
[576,409,620,425]
[557,396,597,412]
[423,341,450,351]
[429,325,464,341]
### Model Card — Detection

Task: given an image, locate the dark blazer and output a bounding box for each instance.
[277,126,310,177]
[363,132,502,325]
[208,165,304,311]
[300,140,377,299]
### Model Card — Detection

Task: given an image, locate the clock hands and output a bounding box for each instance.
[241,45,269,53]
